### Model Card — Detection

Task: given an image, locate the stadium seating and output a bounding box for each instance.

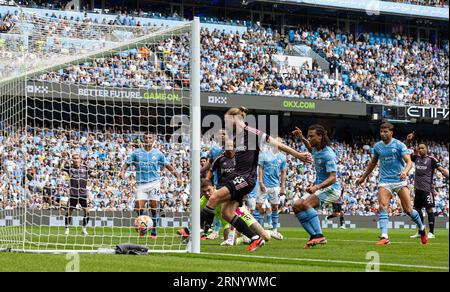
[1,6,448,107]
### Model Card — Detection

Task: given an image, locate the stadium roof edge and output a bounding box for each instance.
[246,0,449,21]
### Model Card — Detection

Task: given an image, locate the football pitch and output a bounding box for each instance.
[0,227,448,272]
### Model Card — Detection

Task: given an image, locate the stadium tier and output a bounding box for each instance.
[1,6,448,107]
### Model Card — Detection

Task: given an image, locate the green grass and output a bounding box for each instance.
[0,227,448,272]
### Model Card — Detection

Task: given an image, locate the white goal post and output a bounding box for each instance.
[0,10,201,254]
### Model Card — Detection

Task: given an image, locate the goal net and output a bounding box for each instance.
[0,8,201,254]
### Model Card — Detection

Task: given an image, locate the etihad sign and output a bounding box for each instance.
[407,106,449,120]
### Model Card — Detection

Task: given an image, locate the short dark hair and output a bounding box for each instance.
[201,179,213,188]
[200,157,208,161]
[308,124,331,148]
[418,143,428,149]
[380,122,394,132]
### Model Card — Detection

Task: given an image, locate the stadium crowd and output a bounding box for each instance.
[28,23,448,107]
[294,26,449,107]
[0,128,448,217]
[1,6,448,107]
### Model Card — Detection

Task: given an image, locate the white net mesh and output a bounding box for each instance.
[0,7,197,253]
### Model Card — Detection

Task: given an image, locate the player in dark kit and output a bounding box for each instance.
[199,107,312,252]
[327,189,346,229]
[61,153,97,236]
[406,133,449,239]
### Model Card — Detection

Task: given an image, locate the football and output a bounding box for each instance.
[134,215,153,235]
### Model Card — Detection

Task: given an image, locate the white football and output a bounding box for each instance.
[134,215,153,234]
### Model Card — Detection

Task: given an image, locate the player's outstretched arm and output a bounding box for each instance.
[60,160,69,175]
[266,136,312,164]
[356,156,378,186]
[201,160,211,174]
[165,164,183,187]
[292,127,312,153]
[405,131,415,148]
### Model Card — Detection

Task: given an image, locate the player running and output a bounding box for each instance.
[356,123,427,245]
[121,133,182,238]
[406,133,449,239]
[256,138,287,240]
[292,125,341,248]
[61,153,97,236]
[199,107,312,252]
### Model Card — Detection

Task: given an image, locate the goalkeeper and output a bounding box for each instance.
[177,179,231,241]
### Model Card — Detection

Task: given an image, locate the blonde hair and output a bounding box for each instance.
[225,106,248,119]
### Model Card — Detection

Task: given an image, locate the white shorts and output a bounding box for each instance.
[261,199,272,210]
[136,181,161,201]
[301,186,340,207]
[256,186,281,205]
[246,197,256,211]
[379,181,408,196]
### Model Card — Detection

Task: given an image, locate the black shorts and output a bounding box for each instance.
[69,196,88,209]
[332,202,342,213]
[225,176,256,205]
[414,190,435,209]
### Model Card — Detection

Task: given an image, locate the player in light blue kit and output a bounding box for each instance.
[357,123,428,245]
[292,125,340,248]
[121,133,182,238]
[256,138,287,240]
[246,173,258,217]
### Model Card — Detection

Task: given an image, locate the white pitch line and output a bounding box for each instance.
[202,252,449,271]
[284,237,448,245]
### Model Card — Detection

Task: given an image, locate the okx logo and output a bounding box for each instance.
[208,95,228,104]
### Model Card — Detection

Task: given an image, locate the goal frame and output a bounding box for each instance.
[0,18,201,255]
